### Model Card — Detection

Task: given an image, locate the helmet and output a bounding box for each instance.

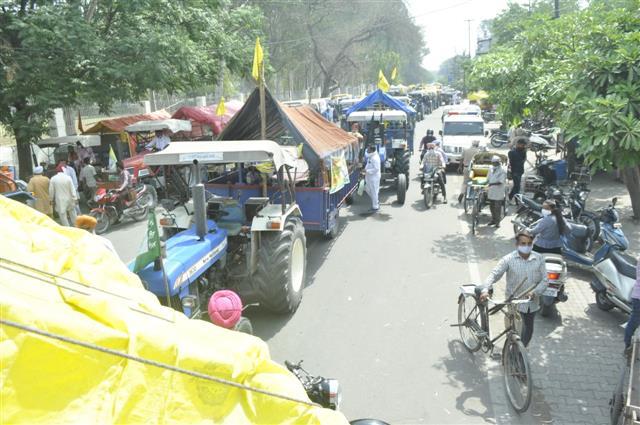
[207,290,243,328]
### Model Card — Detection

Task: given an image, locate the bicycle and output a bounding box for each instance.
[452,278,534,413]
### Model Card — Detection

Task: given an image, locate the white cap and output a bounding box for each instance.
[491,155,501,163]
[33,166,43,174]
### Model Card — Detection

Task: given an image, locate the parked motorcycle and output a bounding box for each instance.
[90,185,153,234]
[539,254,568,317]
[490,129,510,148]
[285,360,391,425]
[420,168,443,209]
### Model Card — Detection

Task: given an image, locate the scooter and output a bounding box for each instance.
[539,254,568,317]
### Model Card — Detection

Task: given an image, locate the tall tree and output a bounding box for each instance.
[0,0,262,179]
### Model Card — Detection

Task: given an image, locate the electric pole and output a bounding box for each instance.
[465,19,472,58]
[554,0,560,18]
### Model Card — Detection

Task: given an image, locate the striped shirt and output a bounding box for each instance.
[421,150,445,172]
[482,250,548,313]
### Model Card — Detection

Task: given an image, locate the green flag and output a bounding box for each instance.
[133,211,161,273]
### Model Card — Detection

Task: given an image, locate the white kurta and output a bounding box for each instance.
[364,151,381,210]
[487,165,507,201]
[49,172,78,226]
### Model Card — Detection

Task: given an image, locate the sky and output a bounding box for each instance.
[407,0,516,70]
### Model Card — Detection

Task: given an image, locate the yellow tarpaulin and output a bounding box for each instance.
[467,90,489,102]
[0,196,348,424]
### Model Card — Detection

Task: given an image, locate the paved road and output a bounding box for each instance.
[106,110,637,424]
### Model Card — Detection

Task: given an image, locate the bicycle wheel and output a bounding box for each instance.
[471,198,480,235]
[457,294,483,352]
[502,337,533,413]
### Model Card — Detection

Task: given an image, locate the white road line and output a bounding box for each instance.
[456,208,513,424]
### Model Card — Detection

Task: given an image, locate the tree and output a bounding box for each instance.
[437,55,471,93]
[0,0,262,179]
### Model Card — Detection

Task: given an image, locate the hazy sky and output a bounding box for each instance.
[407,0,516,70]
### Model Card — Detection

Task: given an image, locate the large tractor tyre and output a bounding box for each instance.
[254,217,307,314]
[397,173,407,205]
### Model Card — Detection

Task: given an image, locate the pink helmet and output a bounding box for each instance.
[207,290,242,329]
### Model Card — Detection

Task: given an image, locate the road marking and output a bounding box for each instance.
[456,208,513,424]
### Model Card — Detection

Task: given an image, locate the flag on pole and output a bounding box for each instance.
[377,70,390,92]
[108,145,117,171]
[216,97,226,117]
[132,210,161,273]
[391,66,398,81]
[252,37,264,82]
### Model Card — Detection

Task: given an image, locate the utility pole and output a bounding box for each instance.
[554,0,560,18]
[465,19,473,58]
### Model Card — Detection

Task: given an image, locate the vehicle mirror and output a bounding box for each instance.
[612,197,618,206]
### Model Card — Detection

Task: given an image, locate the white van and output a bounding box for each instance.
[441,114,487,165]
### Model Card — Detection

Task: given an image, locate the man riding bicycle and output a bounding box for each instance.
[420,143,447,204]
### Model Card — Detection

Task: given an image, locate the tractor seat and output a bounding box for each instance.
[208,198,246,236]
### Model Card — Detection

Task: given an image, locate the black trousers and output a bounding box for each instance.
[520,311,536,347]
[509,172,523,200]
[437,171,447,198]
[489,200,503,223]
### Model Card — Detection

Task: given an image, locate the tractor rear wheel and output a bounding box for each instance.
[253,217,307,314]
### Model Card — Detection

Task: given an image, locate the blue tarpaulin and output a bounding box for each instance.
[345,89,416,117]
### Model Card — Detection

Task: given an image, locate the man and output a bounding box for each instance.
[76,215,119,256]
[116,161,131,207]
[458,140,481,203]
[487,155,507,227]
[480,230,548,347]
[364,145,381,212]
[27,166,52,216]
[79,157,98,204]
[419,129,436,159]
[76,141,95,169]
[49,164,78,226]
[146,130,171,151]
[433,139,449,166]
[420,143,447,203]
[508,139,528,202]
[624,260,640,356]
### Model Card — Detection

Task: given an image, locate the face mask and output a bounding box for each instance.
[517,245,533,255]
[541,209,552,216]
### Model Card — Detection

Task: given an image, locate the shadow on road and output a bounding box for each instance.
[433,339,495,422]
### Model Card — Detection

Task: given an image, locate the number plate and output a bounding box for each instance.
[543,288,558,297]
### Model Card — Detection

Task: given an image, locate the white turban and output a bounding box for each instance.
[491,155,501,163]
[33,166,43,174]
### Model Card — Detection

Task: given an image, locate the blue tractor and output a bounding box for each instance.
[133,140,308,320]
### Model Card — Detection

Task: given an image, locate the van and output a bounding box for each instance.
[441,114,487,166]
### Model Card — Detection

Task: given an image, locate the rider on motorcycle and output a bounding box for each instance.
[419,129,437,161]
[420,143,447,203]
[115,161,132,209]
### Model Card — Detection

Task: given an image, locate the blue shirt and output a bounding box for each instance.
[530,215,562,249]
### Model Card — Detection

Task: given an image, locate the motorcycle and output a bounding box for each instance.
[90,185,153,234]
[420,167,443,209]
[285,360,390,425]
[539,254,568,317]
[490,129,510,148]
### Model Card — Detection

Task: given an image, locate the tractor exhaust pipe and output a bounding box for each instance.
[192,183,207,240]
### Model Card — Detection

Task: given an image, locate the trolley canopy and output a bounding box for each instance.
[345,89,416,117]
[35,135,101,148]
[125,119,192,133]
[346,110,407,122]
[143,140,297,170]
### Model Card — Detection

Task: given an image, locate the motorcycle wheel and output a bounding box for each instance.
[423,187,433,209]
[131,205,149,222]
[490,137,503,148]
[91,210,110,235]
[539,303,555,317]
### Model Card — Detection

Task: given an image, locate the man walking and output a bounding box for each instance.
[364,145,381,212]
[508,140,527,202]
[79,157,99,205]
[49,164,78,226]
[27,166,52,216]
[487,155,507,227]
[480,230,548,347]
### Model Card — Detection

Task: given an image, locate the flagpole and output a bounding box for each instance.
[259,62,267,140]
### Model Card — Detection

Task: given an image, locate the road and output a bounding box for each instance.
[106,110,637,424]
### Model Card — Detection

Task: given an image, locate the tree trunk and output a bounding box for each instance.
[621,165,640,219]
[63,107,77,136]
[16,136,34,181]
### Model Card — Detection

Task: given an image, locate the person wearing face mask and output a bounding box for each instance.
[487,155,507,227]
[480,230,548,347]
[364,144,381,212]
[528,199,567,255]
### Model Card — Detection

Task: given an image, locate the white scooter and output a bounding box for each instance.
[591,250,638,314]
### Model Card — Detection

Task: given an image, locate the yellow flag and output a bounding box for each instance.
[377,70,390,92]
[216,97,226,116]
[391,66,397,81]
[252,37,264,82]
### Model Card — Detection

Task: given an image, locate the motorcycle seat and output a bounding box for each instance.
[609,250,638,280]
[567,222,588,238]
[521,196,542,211]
